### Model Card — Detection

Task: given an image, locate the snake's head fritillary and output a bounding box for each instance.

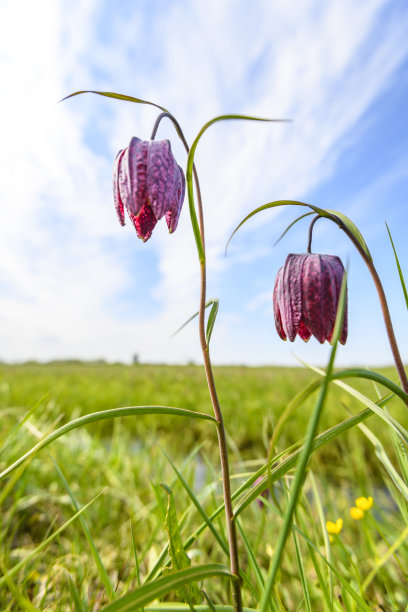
[273,253,347,345]
[113,137,185,241]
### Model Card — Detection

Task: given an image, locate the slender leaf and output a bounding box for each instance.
[273,212,314,246]
[0,406,216,482]
[172,300,218,337]
[50,454,115,600]
[206,299,219,345]
[386,221,408,310]
[187,116,289,263]
[300,363,408,446]
[357,421,408,501]
[226,200,371,261]
[292,525,372,612]
[236,518,264,594]
[100,565,232,612]
[144,606,257,612]
[161,483,199,606]
[160,448,228,556]
[292,516,311,612]
[362,524,408,592]
[61,90,167,112]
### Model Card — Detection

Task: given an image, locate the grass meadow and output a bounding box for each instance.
[1,361,408,610]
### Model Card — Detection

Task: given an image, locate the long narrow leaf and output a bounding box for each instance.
[172,300,218,337]
[144,606,258,612]
[50,454,115,600]
[273,212,314,246]
[226,201,371,261]
[61,90,167,112]
[357,422,408,501]
[101,564,232,612]
[386,221,408,310]
[160,447,228,556]
[187,116,289,263]
[300,362,408,446]
[0,406,216,482]
[206,299,219,345]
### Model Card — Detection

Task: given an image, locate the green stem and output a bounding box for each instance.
[308,213,408,400]
[152,112,242,612]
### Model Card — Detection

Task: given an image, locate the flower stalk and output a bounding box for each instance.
[151,112,242,612]
[307,214,408,400]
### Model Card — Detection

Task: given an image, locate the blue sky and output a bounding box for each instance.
[0,0,408,367]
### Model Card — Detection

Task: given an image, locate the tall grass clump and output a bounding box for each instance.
[1,92,407,610]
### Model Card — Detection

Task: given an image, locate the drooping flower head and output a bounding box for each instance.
[113,137,185,241]
[273,253,347,345]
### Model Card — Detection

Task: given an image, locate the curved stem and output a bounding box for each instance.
[151,112,205,249]
[306,214,322,253]
[152,112,242,611]
[321,214,408,399]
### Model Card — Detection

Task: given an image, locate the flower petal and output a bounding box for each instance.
[282,254,305,341]
[301,255,328,343]
[113,149,126,226]
[298,320,312,341]
[130,202,158,242]
[165,164,186,233]
[147,140,177,220]
[325,255,348,345]
[125,137,148,216]
[273,267,287,340]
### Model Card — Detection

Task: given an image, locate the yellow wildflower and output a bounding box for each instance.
[355,496,373,511]
[350,506,365,520]
[326,518,343,535]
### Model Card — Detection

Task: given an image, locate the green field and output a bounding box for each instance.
[1,362,407,609]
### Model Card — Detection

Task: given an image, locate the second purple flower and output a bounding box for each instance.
[273,253,348,345]
[113,137,186,241]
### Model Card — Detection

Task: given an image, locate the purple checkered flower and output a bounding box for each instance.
[273,253,347,344]
[113,137,185,241]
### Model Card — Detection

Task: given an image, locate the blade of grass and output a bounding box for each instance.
[0,490,104,587]
[159,446,229,557]
[362,524,408,592]
[100,564,233,612]
[357,422,408,501]
[49,453,115,600]
[308,471,333,608]
[236,518,264,596]
[386,221,408,309]
[0,406,216,482]
[292,525,372,612]
[292,514,311,612]
[171,300,218,337]
[206,299,219,345]
[300,364,408,446]
[144,606,258,612]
